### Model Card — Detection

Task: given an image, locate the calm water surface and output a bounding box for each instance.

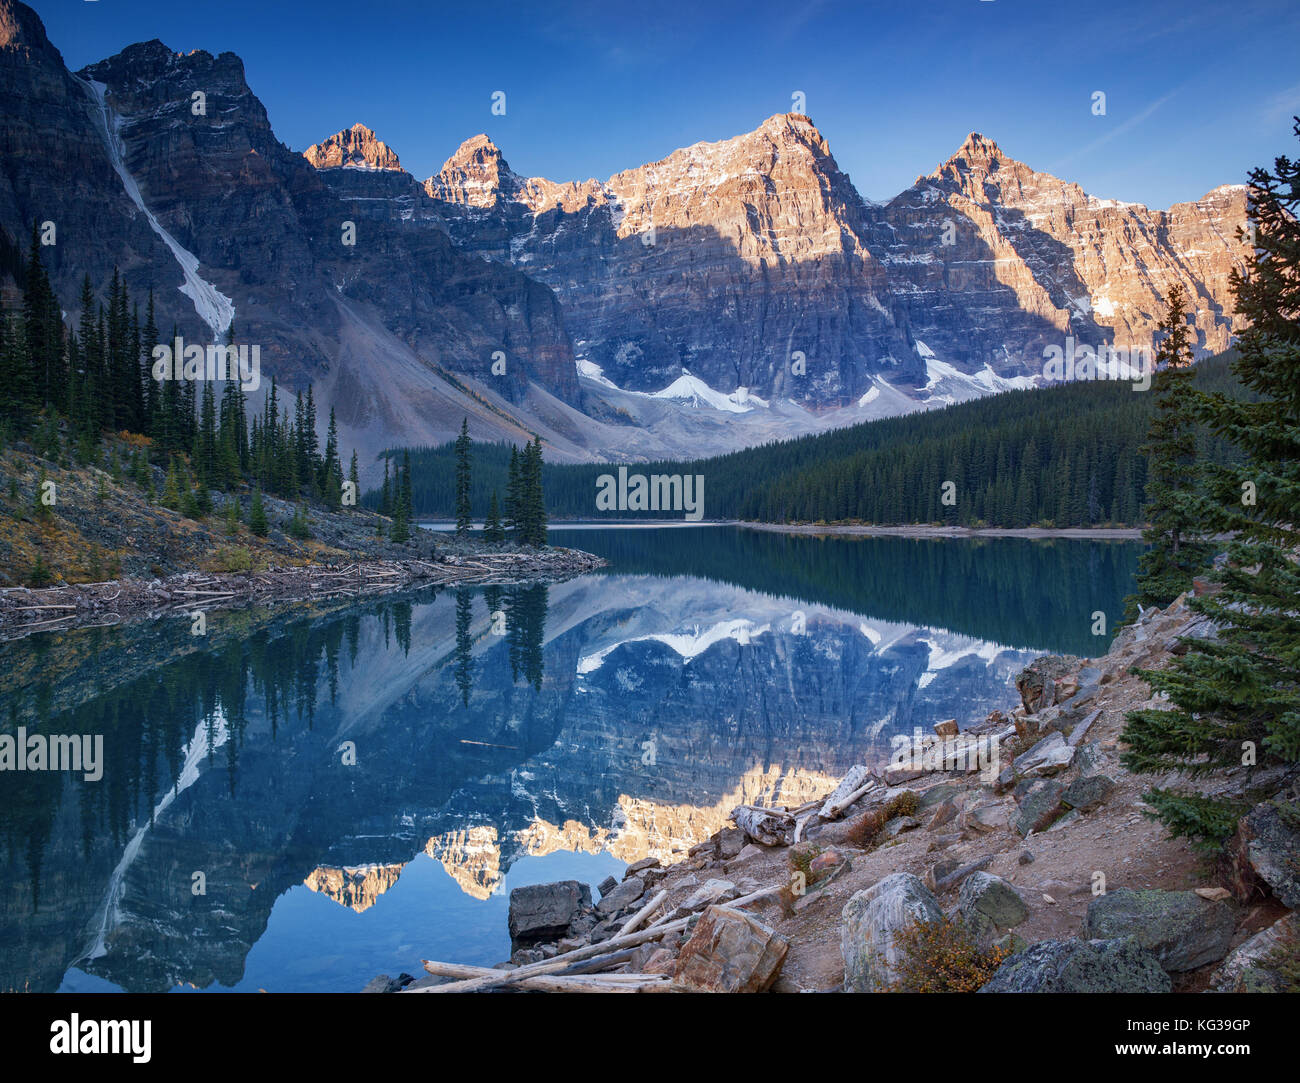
[0,527,1138,992]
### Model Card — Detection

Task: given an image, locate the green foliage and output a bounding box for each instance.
[249,489,268,537]
[483,489,505,545]
[1122,121,1300,847]
[454,418,473,537]
[28,551,53,587]
[286,502,311,540]
[385,356,1246,527]
[1128,284,1215,616]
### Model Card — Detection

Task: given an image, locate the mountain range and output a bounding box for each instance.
[0,1,1252,471]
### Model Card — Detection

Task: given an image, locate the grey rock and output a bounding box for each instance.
[677,878,738,914]
[1210,912,1299,992]
[596,875,619,896]
[1082,888,1235,972]
[1015,779,1068,836]
[507,880,593,945]
[979,937,1171,992]
[1062,774,1115,812]
[1013,731,1075,778]
[1233,800,1300,909]
[841,873,943,992]
[595,875,646,917]
[960,871,1029,929]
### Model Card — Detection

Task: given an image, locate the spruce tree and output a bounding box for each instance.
[505,444,523,539]
[484,490,505,545]
[454,418,473,537]
[249,488,269,536]
[1121,121,1300,847]
[1127,283,1213,615]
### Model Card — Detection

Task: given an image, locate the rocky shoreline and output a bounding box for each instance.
[376,591,1297,994]
[0,548,606,643]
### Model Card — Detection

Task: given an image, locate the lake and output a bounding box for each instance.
[0,527,1138,992]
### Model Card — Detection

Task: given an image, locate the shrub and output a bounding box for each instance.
[888,916,1012,993]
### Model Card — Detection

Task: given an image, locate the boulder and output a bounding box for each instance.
[841,873,943,992]
[926,800,958,830]
[1062,774,1115,812]
[507,880,592,945]
[962,802,1011,834]
[1082,888,1235,972]
[1015,779,1068,836]
[1209,912,1298,992]
[933,719,959,738]
[594,874,645,917]
[1013,731,1075,778]
[676,878,737,914]
[624,856,661,878]
[1015,655,1081,714]
[961,871,1029,929]
[1224,799,1300,908]
[596,875,619,896]
[882,815,921,839]
[1066,708,1103,747]
[717,827,746,859]
[978,937,1171,992]
[672,905,788,992]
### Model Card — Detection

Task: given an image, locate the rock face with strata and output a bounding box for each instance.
[304,123,402,171]
[425,117,1251,412]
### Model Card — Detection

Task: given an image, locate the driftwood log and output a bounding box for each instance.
[730,805,795,846]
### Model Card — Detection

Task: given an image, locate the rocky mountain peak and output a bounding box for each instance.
[303,122,402,171]
[425,133,519,206]
[0,0,53,56]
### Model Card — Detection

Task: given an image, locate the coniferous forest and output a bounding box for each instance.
[392,353,1248,527]
[0,225,355,513]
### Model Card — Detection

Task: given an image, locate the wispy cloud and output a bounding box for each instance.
[1055,90,1180,168]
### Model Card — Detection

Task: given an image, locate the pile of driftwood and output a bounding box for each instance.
[416,885,782,994]
[729,764,883,847]
[0,550,605,641]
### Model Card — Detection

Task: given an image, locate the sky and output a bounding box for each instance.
[32,0,1300,208]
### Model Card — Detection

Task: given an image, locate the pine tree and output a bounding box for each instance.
[348,450,360,509]
[161,456,182,510]
[454,417,472,537]
[505,444,523,539]
[1121,121,1300,847]
[1127,283,1214,615]
[249,488,268,536]
[520,437,547,546]
[484,490,505,545]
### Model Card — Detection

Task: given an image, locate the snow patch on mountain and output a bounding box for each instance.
[78,77,235,341]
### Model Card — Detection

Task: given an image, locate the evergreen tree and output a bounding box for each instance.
[505,444,523,538]
[249,488,268,537]
[348,450,360,508]
[454,418,473,537]
[1127,283,1214,615]
[1122,122,1300,847]
[484,490,505,545]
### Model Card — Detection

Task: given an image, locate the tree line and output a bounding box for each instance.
[369,420,548,546]
[0,222,360,521]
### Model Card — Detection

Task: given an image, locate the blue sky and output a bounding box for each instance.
[34,0,1300,208]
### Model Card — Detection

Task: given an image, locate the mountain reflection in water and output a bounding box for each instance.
[0,527,1137,992]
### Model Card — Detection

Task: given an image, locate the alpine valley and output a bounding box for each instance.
[0,0,1252,473]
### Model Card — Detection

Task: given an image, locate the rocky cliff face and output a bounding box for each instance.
[0,0,1257,460]
[873,134,1251,378]
[303,123,402,171]
[423,119,1251,408]
[425,116,918,404]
